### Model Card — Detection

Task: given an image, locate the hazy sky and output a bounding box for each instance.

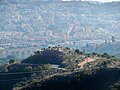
[63,0,120,2]
[82,0,120,2]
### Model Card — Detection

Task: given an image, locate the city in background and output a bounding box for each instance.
[0,0,120,62]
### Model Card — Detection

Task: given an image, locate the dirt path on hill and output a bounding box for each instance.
[78,57,95,69]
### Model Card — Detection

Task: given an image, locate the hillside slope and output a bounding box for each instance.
[21,68,120,90]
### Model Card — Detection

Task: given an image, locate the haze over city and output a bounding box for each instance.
[82,0,120,2]
[63,0,120,2]
[0,0,120,90]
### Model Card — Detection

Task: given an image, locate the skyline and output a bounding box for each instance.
[63,0,120,2]
[83,0,120,2]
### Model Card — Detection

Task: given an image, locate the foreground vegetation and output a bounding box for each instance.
[0,46,120,90]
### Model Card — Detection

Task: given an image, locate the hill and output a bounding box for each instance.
[21,48,64,65]
[19,47,120,90]
[21,68,120,90]
[0,46,120,90]
[0,1,120,60]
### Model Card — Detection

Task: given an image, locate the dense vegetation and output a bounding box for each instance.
[0,46,120,90]
[22,49,64,65]
[21,68,120,90]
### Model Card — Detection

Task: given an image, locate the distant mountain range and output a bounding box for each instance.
[0,1,119,33]
[0,0,120,59]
